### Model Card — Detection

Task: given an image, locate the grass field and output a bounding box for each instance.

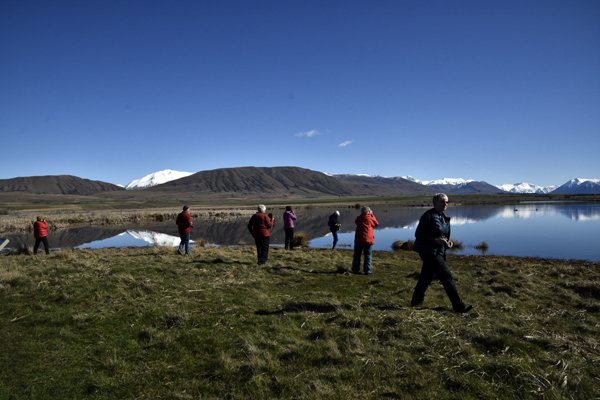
[1,246,599,399]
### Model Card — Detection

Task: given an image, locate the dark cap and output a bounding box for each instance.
[183,205,189,211]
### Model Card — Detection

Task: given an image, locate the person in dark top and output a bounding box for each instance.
[176,205,193,255]
[248,204,274,265]
[411,193,473,313]
[328,211,341,250]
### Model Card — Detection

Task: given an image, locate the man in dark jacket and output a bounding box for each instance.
[248,204,274,265]
[411,194,473,313]
[176,205,193,255]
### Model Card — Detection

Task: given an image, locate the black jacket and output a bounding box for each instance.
[413,208,451,256]
[328,214,340,232]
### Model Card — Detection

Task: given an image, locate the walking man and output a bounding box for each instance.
[411,193,473,313]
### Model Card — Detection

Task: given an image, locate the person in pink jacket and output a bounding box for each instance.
[282,206,297,250]
[33,216,50,255]
[352,206,379,274]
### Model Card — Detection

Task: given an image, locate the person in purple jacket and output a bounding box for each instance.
[283,206,297,250]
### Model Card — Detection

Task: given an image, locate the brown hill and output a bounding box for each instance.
[427,181,506,194]
[332,175,437,195]
[145,166,354,198]
[0,175,124,195]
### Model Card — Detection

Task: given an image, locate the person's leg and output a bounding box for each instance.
[363,244,373,274]
[184,233,190,255]
[288,228,294,250]
[284,228,293,250]
[178,234,185,254]
[411,254,437,306]
[352,243,363,273]
[33,238,41,255]
[263,236,270,262]
[257,236,270,264]
[432,255,466,311]
[256,236,270,264]
[332,231,338,250]
[254,237,262,263]
[41,237,50,254]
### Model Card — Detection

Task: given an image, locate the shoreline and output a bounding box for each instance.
[2,194,599,234]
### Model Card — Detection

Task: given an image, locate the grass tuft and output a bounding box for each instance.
[475,241,489,253]
[293,232,309,247]
[392,240,414,251]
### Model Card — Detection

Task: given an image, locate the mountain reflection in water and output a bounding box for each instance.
[2,202,599,260]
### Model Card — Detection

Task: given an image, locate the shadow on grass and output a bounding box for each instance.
[193,258,254,265]
[255,302,458,316]
[255,302,352,315]
[268,265,350,275]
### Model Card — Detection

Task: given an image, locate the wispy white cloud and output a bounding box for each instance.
[339,140,353,147]
[296,129,320,137]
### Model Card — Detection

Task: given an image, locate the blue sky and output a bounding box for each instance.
[1,0,599,187]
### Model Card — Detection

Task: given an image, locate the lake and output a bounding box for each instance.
[3,202,599,261]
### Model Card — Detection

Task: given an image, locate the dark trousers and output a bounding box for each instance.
[352,242,373,274]
[179,232,190,254]
[331,230,338,249]
[411,254,465,311]
[284,228,294,250]
[254,236,270,264]
[34,236,50,255]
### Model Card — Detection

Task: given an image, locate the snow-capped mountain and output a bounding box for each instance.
[551,178,600,194]
[125,169,194,190]
[495,183,557,194]
[401,176,474,186]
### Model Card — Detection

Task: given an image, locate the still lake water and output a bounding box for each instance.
[3,202,599,261]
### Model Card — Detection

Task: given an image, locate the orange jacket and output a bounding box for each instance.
[354,212,379,244]
[33,220,49,239]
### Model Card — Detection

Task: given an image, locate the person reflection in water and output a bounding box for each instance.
[411,193,474,314]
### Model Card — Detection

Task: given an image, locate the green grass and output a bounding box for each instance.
[1,246,599,399]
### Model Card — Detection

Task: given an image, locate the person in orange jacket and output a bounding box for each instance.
[33,216,50,255]
[352,206,379,274]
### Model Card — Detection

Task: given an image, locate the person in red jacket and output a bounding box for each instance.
[352,206,379,274]
[176,205,193,255]
[33,216,50,255]
[248,204,274,265]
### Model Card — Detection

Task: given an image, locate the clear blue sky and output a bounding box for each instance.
[1,0,599,187]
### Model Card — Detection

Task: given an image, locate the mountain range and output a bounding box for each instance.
[1,168,599,198]
[126,169,599,195]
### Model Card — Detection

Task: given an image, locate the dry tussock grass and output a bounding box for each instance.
[0,208,255,233]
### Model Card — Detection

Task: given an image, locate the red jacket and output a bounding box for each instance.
[34,220,49,239]
[248,212,273,238]
[354,212,379,244]
[176,212,192,234]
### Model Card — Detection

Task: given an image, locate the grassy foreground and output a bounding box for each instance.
[1,246,599,399]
